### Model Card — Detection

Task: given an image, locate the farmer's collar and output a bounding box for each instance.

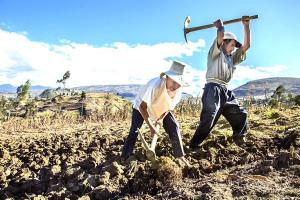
[221,47,232,56]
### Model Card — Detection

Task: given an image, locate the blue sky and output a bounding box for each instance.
[0,0,299,95]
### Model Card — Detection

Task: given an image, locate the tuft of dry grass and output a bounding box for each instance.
[156,156,182,187]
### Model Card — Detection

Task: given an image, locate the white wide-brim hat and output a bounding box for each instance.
[160,61,187,86]
[223,32,242,48]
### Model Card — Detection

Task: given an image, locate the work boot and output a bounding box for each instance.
[189,143,202,151]
[233,135,246,146]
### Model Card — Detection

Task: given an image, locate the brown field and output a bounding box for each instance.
[0,93,299,199]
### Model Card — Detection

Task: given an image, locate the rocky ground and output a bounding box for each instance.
[0,101,299,199]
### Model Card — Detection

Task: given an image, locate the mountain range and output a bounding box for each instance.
[0,84,50,94]
[233,77,300,97]
[1,77,299,98]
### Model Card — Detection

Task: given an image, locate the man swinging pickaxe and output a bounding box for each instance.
[186,15,258,149]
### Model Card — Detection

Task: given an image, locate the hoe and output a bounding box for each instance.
[137,125,159,162]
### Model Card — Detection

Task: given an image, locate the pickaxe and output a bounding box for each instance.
[184,15,258,43]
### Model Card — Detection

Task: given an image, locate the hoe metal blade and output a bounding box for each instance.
[137,128,158,162]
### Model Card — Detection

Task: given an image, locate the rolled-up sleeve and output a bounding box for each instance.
[208,39,221,61]
[139,83,155,106]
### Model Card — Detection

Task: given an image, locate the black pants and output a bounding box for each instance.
[190,82,247,147]
[121,108,185,159]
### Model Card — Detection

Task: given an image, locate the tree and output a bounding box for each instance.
[274,85,286,101]
[268,98,278,108]
[295,95,300,106]
[0,96,9,120]
[268,85,287,108]
[57,70,71,89]
[16,80,31,106]
[0,96,7,109]
[287,93,295,106]
[81,91,86,99]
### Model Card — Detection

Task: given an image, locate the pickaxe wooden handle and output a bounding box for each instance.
[184,15,258,43]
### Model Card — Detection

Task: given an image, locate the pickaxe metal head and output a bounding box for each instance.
[184,16,191,43]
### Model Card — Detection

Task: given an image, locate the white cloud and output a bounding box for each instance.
[0,28,205,97]
[181,65,206,96]
[0,28,290,97]
[234,65,287,81]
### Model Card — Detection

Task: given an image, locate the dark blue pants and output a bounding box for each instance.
[190,82,247,147]
[121,108,185,159]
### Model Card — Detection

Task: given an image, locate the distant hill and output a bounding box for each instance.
[73,84,142,99]
[74,84,193,100]
[0,83,192,100]
[233,77,300,97]
[0,84,50,93]
[0,84,16,93]
[5,77,298,100]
